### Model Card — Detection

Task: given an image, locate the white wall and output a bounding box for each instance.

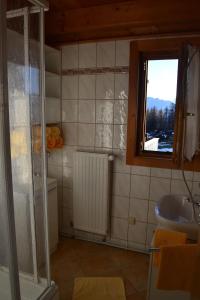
[48,40,200,252]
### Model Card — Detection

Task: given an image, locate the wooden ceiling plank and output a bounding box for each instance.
[49,0,128,11]
[46,0,200,45]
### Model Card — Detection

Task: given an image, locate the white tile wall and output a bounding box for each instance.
[78,123,95,147]
[116,40,130,67]
[151,168,171,178]
[79,43,97,68]
[113,124,127,150]
[113,172,130,198]
[171,169,193,180]
[46,98,61,123]
[150,177,171,202]
[128,222,147,244]
[114,100,128,124]
[63,166,73,189]
[114,74,129,99]
[46,47,63,229]
[96,73,115,99]
[130,175,150,199]
[96,100,114,124]
[62,100,78,123]
[62,123,78,146]
[62,187,73,209]
[113,151,131,174]
[148,201,157,224]
[97,41,115,67]
[192,181,200,195]
[59,40,200,252]
[131,166,150,176]
[95,124,113,148]
[48,164,63,186]
[48,149,62,167]
[62,45,78,70]
[79,75,96,99]
[62,75,78,100]
[129,198,148,222]
[78,100,95,123]
[171,179,193,195]
[62,146,77,167]
[112,196,129,219]
[111,217,128,240]
[193,172,200,181]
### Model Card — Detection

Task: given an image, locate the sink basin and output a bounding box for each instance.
[155,194,199,240]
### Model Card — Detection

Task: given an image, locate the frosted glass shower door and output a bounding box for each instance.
[0,0,53,299]
[7,4,50,284]
[5,1,51,299]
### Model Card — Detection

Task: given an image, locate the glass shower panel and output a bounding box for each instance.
[6,2,49,292]
[7,13,35,276]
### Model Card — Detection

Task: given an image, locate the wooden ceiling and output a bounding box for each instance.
[49,0,128,11]
[45,0,200,46]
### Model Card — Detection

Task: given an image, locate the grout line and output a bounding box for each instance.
[62,66,129,76]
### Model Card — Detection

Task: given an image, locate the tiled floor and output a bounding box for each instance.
[51,238,149,300]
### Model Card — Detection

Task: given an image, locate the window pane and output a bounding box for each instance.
[144,59,178,153]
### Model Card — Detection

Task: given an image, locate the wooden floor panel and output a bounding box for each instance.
[51,238,149,300]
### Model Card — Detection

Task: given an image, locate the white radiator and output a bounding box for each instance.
[73,151,112,236]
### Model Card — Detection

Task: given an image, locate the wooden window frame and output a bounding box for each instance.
[126,38,200,171]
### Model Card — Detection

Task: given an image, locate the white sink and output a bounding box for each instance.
[155,194,199,240]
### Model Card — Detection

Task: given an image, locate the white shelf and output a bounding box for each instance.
[45,71,60,78]
[45,45,60,55]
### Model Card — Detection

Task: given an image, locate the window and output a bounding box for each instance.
[141,57,179,154]
[126,39,190,169]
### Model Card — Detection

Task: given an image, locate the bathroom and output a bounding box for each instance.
[1,0,200,300]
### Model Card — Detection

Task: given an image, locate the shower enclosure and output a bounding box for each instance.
[0,0,57,299]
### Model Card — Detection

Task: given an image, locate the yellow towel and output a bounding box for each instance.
[157,244,200,293]
[55,136,64,148]
[47,135,55,147]
[153,228,187,267]
[50,126,60,137]
[46,127,52,137]
[73,277,126,300]
[32,126,64,152]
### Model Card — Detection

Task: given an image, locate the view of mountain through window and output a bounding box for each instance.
[144,59,179,153]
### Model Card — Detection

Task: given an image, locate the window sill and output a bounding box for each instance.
[126,153,200,171]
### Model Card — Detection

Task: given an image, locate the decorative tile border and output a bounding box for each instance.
[62,66,129,76]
